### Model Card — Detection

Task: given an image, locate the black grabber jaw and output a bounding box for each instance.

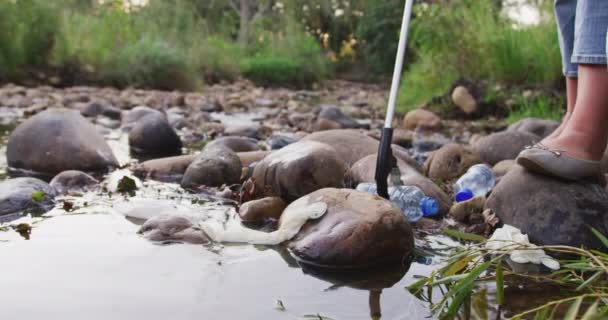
[375,127,395,200]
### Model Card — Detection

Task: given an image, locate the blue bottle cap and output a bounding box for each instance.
[455,189,474,203]
[420,196,439,217]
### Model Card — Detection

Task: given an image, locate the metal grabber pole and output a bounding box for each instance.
[374,0,415,199]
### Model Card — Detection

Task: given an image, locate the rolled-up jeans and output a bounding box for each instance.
[555,0,608,77]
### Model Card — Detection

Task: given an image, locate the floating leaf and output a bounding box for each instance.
[442,229,486,242]
[31,191,45,202]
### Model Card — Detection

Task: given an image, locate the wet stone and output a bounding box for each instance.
[7,108,118,176]
[251,141,348,202]
[288,188,414,268]
[472,130,539,165]
[139,215,209,244]
[128,113,183,158]
[301,129,379,166]
[181,146,242,189]
[50,170,99,194]
[0,177,57,216]
[206,136,261,153]
[486,165,608,250]
[508,118,560,139]
[133,155,196,183]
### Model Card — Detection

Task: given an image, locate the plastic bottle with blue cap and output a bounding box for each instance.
[453,164,496,202]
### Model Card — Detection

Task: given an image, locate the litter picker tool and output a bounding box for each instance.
[375,0,415,200]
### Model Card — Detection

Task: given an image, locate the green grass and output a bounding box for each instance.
[397,0,562,113]
[0,0,328,89]
[507,95,564,124]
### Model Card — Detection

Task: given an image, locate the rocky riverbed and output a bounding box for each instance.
[1,80,607,319]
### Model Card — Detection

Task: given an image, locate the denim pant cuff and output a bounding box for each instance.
[572,55,608,65]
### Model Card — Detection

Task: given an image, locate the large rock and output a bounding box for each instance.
[424,143,481,181]
[486,165,608,250]
[251,141,348,202]
[350,154,421,186]
[472,130,539,165]
[206,136,261,153]
[301,129,379,166]
[403,109,442,131]
[128,113,182,157]
[0,178,57,216]
[50,170,99,194]
[288,188,414,268]
[181,147,242,189]
[122,106,164,131]
[133,155,196,183]
[7,108,118,176]
[508,118,560,139]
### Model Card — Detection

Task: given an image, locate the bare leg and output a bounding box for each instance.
[542,64,608,161]
[543,76,578,141]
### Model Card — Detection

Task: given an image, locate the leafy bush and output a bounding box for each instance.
[397,0,562,112]
[0,0,61,78]
[102,38,199,90]
[242,23,329,87]
[356,0,403,74]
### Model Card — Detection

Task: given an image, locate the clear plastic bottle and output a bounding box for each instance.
[453,164,496,202]
[356,183,439,222]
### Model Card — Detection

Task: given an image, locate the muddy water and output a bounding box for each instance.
[0,124,440,320]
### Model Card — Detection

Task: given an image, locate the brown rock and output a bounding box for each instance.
[403,109,442,131]
[252,141,348,202]
[301,129,379,166]
[133,155,196,183]
[350,154,422,186]
[472,130,539,165]
[237,151,270,167]
[451,86,477,114]
[238,197,287,223]
[449,196,486,222]
[288,188,414,268]
[424,143,481,181]
[493,159,516,177]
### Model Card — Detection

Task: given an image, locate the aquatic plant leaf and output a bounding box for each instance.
[532,307,549,320]
[496,263,504,306]
[443,254,476,277]
[31,191,45,202]
[442,229,486,242]
[301,314,335,320]
[406,276,430,295]
[580,300,600,320]
[564,296,583,320]
[591,228,608,249]
[576,270,603,292]
[440,261,492,319]
[116,176,137,193]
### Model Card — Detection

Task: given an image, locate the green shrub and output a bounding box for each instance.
[356,0,403,74]
[397,0,562,112]
[0,0,61,78]
[507,95,564,124]
[242,23,329,87]
[102,37,200,90]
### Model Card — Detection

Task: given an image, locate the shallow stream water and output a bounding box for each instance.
[0,120,445,320]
